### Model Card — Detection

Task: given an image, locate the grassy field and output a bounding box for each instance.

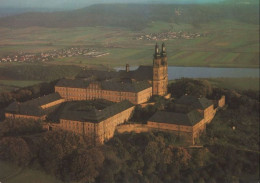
[0,20,259,68]
[0,161,62,183]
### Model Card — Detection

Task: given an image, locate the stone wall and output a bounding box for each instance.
[116,124,151,134]
[203,105,216,123]
[147,121,193,133]
[147,121,194,144]
[218,95,226,108]
[140,102,155,108]
[116,123,194,145]
[192,118,207,144]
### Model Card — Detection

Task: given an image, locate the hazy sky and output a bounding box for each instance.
[0,0,224,9]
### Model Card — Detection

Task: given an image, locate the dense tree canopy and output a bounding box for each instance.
[169,78,213,98]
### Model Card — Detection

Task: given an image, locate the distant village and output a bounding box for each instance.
[135,31,208,41]
[0,47,109,63]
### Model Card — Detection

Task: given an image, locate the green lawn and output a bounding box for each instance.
[0,161,62,183]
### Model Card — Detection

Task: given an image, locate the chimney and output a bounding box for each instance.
[126,64,130,72]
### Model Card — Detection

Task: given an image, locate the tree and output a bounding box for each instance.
[198,177,205,183]
[143,141,159,175]
[0,118,43,137]
[38,130,87,176]
[0,137,32,166]
[169,78,212,98]
[67,148,104,182]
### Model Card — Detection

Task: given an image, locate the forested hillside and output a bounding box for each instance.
[0,4,258,30]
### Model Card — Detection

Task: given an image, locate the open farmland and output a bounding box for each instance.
[0,3,258,92]
[0,19,258,68]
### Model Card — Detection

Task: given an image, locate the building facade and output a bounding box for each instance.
[147,110,207,145]
[58,100,135,144]
[55,43,169,105]
[55,80,152,105]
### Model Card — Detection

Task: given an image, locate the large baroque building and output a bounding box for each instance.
[4,44,226,145]
[55,43,169,104]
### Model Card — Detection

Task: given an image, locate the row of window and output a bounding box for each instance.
[59,93,138,103]
[57,87,138,97]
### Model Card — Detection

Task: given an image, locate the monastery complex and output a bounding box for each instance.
[5,44,225,145]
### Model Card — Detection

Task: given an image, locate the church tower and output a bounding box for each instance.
[152,43,168,96]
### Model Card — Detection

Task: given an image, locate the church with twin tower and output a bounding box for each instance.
[53,43,169,104]
[153,43,168,96]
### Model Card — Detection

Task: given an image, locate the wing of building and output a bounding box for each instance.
[59,100,135,145]
[5,93,64,120]
[147,110,208,145]
[174,95,216,123]
[55,79,152,104]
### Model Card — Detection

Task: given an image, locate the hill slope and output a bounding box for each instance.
[0,4,258,30]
